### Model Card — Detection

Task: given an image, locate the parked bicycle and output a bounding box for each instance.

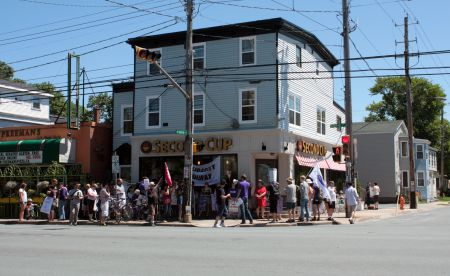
[109,198,133,224]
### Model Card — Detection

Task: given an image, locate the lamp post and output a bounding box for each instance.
[436,97,446,196]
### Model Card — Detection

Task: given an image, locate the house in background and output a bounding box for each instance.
[0,79,53,127]
[113,17,346,193]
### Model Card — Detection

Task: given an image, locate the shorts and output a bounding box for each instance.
[286,202,296,210]
[269,200,277,213]
[217,205,227,217]
[373,195,379,203]
[328,201,336,209]
[177,195,183,205]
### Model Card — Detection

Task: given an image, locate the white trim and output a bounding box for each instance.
[193,42,206,70]
[193,91,205,126]
[417,170,425,187]
[239,36,256,66]
[401,141,408,158]
[239,87,257,124]
[401,170,409,188]
[0,84,53,97]
[121,104,133,136]
[146,48,162,75]
[145,95,161,129]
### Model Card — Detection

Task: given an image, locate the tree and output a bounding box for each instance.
[0,61,14,80]
[82,93,112,123]
[32,82,67,116]
[365,77,446,146]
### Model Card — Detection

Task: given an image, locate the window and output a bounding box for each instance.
[239,88,256,123]
[147,49,161,75]
[401,141,408,157]
[288,94,301,126]
[240,37,256,66]
[193,43,205,70]
[316,61,320,75]
[316,107,326,135]
[336,115,342,131]
[402,171,409,188]
[193,92,204,125]
[121,105,133,135]
[146,96,160,128]
[32,98,40,109]
[296,45,302,67]
[416,144,424,159]
[417,171,425,187]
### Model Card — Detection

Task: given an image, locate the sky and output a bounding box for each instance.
[1,0,450,122]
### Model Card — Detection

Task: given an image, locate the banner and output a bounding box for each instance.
[164,162,172,186]
[40,196,53,214]
[192,157,221,186]
[309,163,331,200]
[0,151,43,165]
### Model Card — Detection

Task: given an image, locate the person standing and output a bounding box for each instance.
[365,183,371,209]
[18,183,27,222]
[114,178,126,209]
[266,180,280,223]
[373,182,380,210]
[58,182,68,220]
[299,176,310,222]
[311,181,322,221]
[161,184,171,222]
[344,183,359,224]
[99,183,110,226]
[148,180,161,226]
[255,180,267,219]
[68,183,83,226]
[237,174,253,224]
[285,177,297,223]
[47,184,57,222]
[327,181,337,221]
[176,182,184,222]
[86,183,98,222]
[213,180,231,228]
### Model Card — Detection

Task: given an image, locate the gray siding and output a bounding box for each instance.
[113,91,133,150]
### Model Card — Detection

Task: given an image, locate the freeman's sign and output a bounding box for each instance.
[0,151,43,165]
[296,140,327,156]
[1,128,41,138]
[141,138,233,154]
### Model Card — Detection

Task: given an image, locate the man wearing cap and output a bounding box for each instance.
[236,174,253,224]
[285,177,297,223]
[299,176,311,222]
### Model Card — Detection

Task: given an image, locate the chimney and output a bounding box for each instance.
[93,106,101,124]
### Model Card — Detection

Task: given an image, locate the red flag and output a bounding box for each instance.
[164,162,172,186]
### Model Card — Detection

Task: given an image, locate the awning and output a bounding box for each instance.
[0,139,73,165]
[295,153,345,171]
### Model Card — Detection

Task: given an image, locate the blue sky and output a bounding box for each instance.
[1,0,449,121]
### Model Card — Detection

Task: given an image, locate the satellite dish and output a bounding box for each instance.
[231,118,240,129]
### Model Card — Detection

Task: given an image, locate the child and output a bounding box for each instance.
[26,199,36,220]
[399,194,405,210]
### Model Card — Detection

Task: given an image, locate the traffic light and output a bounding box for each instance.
[135,46,161,62]
[342,135,350,156]
[332,146,342,162]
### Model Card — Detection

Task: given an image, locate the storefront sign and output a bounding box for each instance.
[193,157,221,186]
[0,151,43,165]
[296,140,327,156]
[0,128,41,138]
[140,137,233,154]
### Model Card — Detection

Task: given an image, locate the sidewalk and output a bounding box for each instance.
[0,201,447,227]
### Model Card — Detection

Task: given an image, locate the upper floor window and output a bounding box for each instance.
[240,37,256,66]
[288,94,301,126]
[402,171,409,188]
[417,171,425,186]
[146,49,161,75]
[193,92,205,125]
[316,61,320,75]
[146,96,160,128]
[316,107,326,135]
[416,144,424,159]
[401,141,408,157]
[296,45,302,67]
[121,105,133,135]
[336,115,342,131]
[239,88,256,123]
[193,43,205,70]
[32,98,40,110]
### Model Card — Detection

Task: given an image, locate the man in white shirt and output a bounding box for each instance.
[373,182,380,210]
[327,181,337,221]
[115,178,127,208]
[344,183,359,224]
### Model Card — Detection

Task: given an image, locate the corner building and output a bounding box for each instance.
[113,18,346,193]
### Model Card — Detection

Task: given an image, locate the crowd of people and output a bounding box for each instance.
[16,174,362,226]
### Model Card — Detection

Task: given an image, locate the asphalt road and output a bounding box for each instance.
[0,206,449,276]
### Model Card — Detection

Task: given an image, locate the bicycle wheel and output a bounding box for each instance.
[121,205,133,222]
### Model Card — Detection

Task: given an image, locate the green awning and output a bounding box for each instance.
[0,139,62,164]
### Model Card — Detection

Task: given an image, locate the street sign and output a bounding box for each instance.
[176,130,187,135]
[330,123,346,128]
[112,155,120,174]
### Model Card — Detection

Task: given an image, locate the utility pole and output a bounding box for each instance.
[342,0,353,180]
[403,15,417,209]
[184,0,194,223]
